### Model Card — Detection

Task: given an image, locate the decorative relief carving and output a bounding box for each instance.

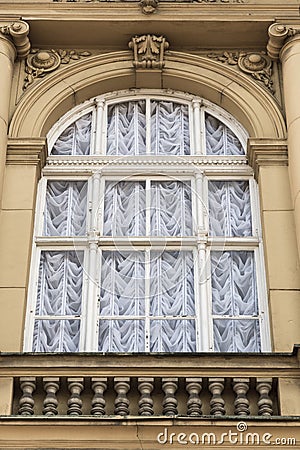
[128,34,169,69]
[140,0,158,14]
[24,49,92,90]
[207,51,273,93]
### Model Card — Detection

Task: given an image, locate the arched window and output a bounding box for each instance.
[24,90,271,353]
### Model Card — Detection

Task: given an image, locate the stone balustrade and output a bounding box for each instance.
[14,375,276,417]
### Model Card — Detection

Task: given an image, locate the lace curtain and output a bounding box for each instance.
[106,100,190,156]
[211,251,260,352]
[99,250,195,352]
[103,180,192,236]
[33,251,84,352]
[208,181,252,236]
[44,181,88,236]
[51,113,92,156]
[205,113,244,155]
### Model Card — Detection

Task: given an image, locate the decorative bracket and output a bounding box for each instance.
[140,0,158,14]
[128,34,169,69]
[267,23,300,61]
[0,21,30,59]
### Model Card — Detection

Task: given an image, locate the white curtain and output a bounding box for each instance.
[210,251,260,352]
[103,180,192,237]
[208,180,252,236]
[151,181,192,236]
[106,100,190,156]
[205,113,244,156]
[51,113,92,156]
[99,250,195,352]
[103,181,146,236]
[150,251,195,352]
[44,181,87,236]
[33,250,84,352]
[106,101,147,155]
[150,101,190,155]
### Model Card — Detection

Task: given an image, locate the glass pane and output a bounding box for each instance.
[106,101,146,155]
[205,113,244,156]
[150,319,196,352]
[44,181,87,236]
[209,180,252,237]
[213,319,261,352]
[36,251,84,317]
[150,101,190,155]
[33,319,80,352]
[151,181,193,236]
[100,251,145,316]
[51,113,92,156]
[103,181,146,236]
[211,251,258,316]
[150,251,195,316]
[98,319,145,352]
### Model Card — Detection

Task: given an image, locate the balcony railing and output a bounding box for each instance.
[0,349,299,418]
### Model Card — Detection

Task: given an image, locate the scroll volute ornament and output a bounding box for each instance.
[128,34,169,69]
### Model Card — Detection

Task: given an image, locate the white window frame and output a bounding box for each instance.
[24,89,271,353]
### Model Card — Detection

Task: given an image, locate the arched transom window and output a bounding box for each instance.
[25,90,271,353]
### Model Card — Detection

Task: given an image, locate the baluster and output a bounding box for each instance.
[209,378,225,416]
[186,378,202,416]
[138,377,154,416]
[162,378,178,416]
[233,378,250,416]
[114,377,130,416]
[18,377,36,416]
[91,377,107,416]
[67,378,84,416]
[43,377,60,416]
[256,378,273,416]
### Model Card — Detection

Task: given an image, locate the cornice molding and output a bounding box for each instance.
[6,138,47,174]
[0,20,30,59]
[267,22,300,60]
[247,138,288,179]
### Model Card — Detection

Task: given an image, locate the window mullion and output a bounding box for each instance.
[146,98,151,154]
[198,243,210,351]
[145,249,150,352]
[94,100,105,155]
[146,179,151,236]
[192,100,201,155]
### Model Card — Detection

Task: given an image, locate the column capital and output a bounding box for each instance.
[267,23,300,61]
[0,20,30,59]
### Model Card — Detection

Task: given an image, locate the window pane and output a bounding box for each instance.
[33,319,80,352]
[150,319,196,352]
[151,181,193,236]
[44,181,87,236]
[100,251,145,316]
[51,113,92,156]
[211,251,258,316]
[205,113,244,155]
[208,181,252,237]
[150,251,195,316]
[103,181,146,236]
[98,319,145,352]
[106,101,146,155]
[213,319,261,352]
[36,251,84,317]
[150,101,190,155]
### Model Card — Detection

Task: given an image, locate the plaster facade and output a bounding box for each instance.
[0,0,299,448]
